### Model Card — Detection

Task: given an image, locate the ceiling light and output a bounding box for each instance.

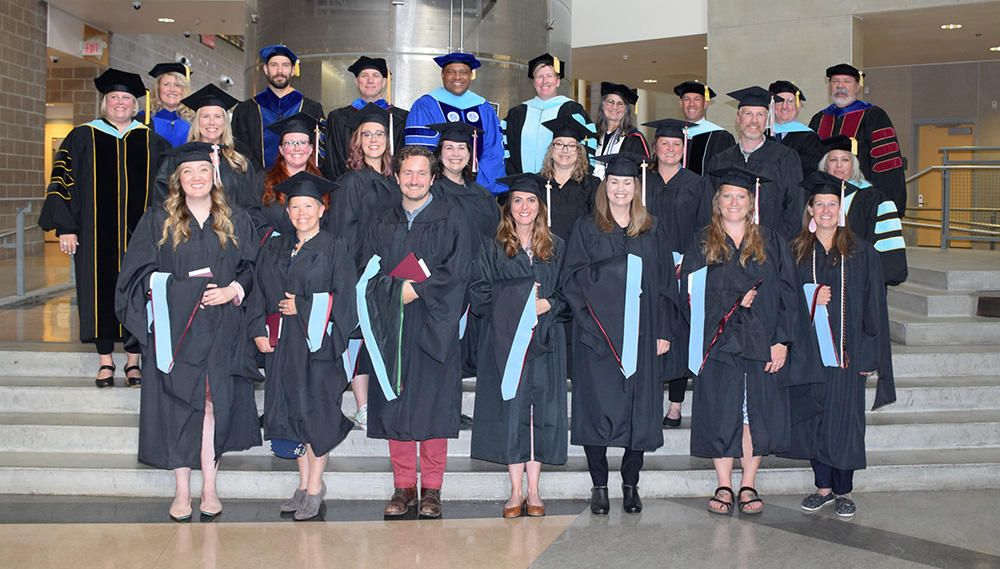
[643,79,657,84]
[991,46,1000,52]
[940,23,962,30]
[158,17,175,23]
[703,46,708,50]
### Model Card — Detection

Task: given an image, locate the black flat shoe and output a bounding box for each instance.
[662,415,681,428]
[590,486,610,515]
[95,364,115,388]
[125,364,141,387]
[622,484,643,513]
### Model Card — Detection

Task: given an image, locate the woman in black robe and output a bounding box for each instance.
[469,173,567,518]
[786,171,895,518]
[115,142,261,522]
[247,172,357,521]
[593,83,649,179]
[561,153,683,515]
[681,167,804,516]
[537,116,599,241]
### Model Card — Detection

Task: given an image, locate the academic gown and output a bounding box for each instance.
[361,196,472,441]
[247,230,357,457]
[561,215,684,452]
[845,182,908,286]
[114,206,261,469]
[773,122,825,179]
[329,167,400,268]
[404,88,506,195]
[139,108,191,147]
[685,122,736,176]
[231,89,325,171]
[503,97,596,174]
[469,237,569,465]
[646,167,713,253]
[239,170,332,241]
[323,100,408,181]
[594,129,649,179]
[546,175,598,241]
[783,241,895,470]
[150,141,256,208]
[706,140,805,241]
[810,102,907,214]
[39,119,170,344]
[681,227,811,458]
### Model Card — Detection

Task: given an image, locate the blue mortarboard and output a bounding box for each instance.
[433,52,481,70]
[259,44,298,64]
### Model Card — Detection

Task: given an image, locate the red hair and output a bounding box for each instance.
[261,138,328,209]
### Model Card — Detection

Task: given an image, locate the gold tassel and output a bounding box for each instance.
[144,91,150,124]
[859,72,864,88]
[471,69,476,81]
[553,56,561,75]
[704,83,710,102]
[294,60,300,77]
[795,90,801,108]
[184,65,190,82]
[851,137,858,156]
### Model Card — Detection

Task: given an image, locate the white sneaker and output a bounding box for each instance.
[354,404,368,430]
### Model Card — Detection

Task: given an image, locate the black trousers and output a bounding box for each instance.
[584,445,644,487]
[94,331,139,356]
[666,376,687,403]
[811,459,854,495]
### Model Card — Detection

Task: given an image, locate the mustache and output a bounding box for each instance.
[833,87,852,98]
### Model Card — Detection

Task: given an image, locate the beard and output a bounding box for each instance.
[268,74,289,90]
[832,87,855,105]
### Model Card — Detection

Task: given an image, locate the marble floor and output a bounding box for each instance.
[1,491,998,569]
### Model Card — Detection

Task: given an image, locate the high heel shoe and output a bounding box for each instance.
[124,364,141,387]
[95,364,116,388]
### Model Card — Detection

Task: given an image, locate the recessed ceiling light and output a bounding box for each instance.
[158,17,175,23]
[991,46,1000,52]
[643,79,657,83]
[940,23,962,29]
[703,46,708,50]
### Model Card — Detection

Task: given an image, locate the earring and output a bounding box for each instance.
[809,218,818,233]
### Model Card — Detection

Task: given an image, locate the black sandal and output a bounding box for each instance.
[95,364,116,389]
[738,486,764,515]
[125,364,142,387]
[708,486,733,515]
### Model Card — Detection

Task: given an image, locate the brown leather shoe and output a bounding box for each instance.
[418,488,442,518]
[503,497,526,518]
[526,502,546,517]
[384,487,417,516]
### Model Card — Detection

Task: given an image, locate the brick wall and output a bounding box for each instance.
[46,66,100,126]
[0,0,48,260]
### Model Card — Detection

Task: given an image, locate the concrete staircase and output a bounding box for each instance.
[1,248,999,501]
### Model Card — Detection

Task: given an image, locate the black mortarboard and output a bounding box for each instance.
[272,171,337,201]
[825,63,862,80]
[595,153,646,178]
[541,116,591,141]
[727,86,774,109]
[433,52,481,70]
[673,80,715,100]
[496,173,550,199]
[709,166,771,193]
[642,118,697,140]
[344,102,391,131]
[94,68,146,98]
[426,121,484,144]
[600,82,639,105]
[163,141,228,164]
[347,56,388,77]
[265,112,321,137]
[821,134,858,155]
[180,83,239,112]
[259,44,297,64]
[527,53,564,78]
[768,80,805,104]
[148,62,189,79]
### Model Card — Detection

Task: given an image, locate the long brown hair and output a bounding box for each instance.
[593,176,653,237]
[496,197,555,261]
[539,140,589,182]
[159,166,238,250]
[433,140,474,183]
[791,194,857,266]
[702,186,766,267]
[261,134,327,208]
[346,125,393,177]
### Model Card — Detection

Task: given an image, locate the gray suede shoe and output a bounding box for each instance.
[280,488,307,513]
[293,480,327,521]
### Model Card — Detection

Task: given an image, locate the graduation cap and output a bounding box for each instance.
[149,62,190,81]
[433,52,482,70]
[259,44,298,64]
[600,82,639,106]
[496,173,557,226]
[345,102,391,130]
[541,116,590,142]
[266,112,322,167]
[709,166,772,224]
[94,68,146,98]
[673,80,715,101]
[347,56,388,77]
[821,134,858,156]
[527,53,563,78]
[642,118,696,169]
[768,80,805,107]
[180,83,239,112]
[272,171,338,202]
[727,86,773,109]
[426,121,484,173]
[826,63,863,81]
[596,152,651,205]
[800,171,850,227]
[165,141,229,186]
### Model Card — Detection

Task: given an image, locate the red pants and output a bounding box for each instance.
[388,438,448,489]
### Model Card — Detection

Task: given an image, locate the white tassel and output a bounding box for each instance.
[546,179,552,227]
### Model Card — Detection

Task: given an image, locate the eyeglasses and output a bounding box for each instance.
[551,142,579,151]
[281,140,311,148]
[360,131,387,140]
[603,99,627,109]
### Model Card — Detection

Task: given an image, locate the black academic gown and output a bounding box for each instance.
[681,227,810,458]
[362,196,472,441]
[707,140,805,241]
[329,167,400,268]
[151,143,256,208]
[39,119,170,344]
[323,104,408,181]
[469,237,568,465]
[776,130,825,180]
[561,215,684,452]
[503,100,594,175]
[247,231,357,456]
[547,175,598,241]
[647,167,713,253]
[115,206,261,469]
[687,129,736,176]
[845,184,908,286]
[784,241,895,470]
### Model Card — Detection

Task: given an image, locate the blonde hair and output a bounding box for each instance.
[593,176,653,237]
[159,165,239,250]
[149,72,195,121]
[539,140,589,182]
[188,106,250,174]
[702,186,766,267]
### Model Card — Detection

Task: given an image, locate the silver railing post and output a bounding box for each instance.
[941,149,951,250]
[15,201,30,296]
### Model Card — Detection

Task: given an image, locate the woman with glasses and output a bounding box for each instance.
[594,82,649,179]
[536,116,600,241]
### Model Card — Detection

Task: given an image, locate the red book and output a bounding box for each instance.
[388,252,430,283]
[265,313,282,347]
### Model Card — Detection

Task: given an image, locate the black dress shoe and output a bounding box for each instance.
[590,486,610,515]
[662,414,681,428]
[622,484,643,513]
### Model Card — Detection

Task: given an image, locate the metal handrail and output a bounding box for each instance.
[0,199,46,297]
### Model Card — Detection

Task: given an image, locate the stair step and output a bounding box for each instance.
[888,309,1000,345]
[903,248,1000,291]
[887,282,978,317]
[891,344,1000,377]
